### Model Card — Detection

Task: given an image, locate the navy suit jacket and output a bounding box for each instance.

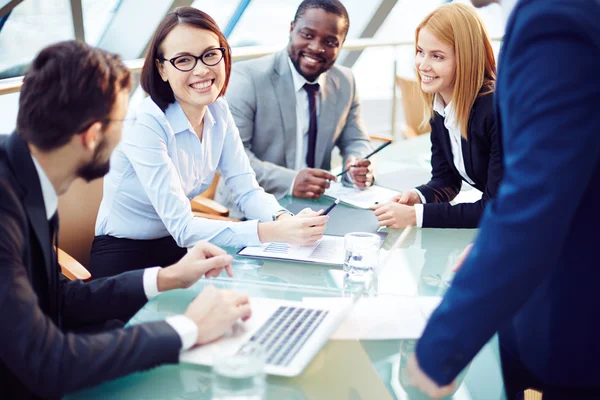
[416,92,503,228]
[0,133,181,399]
[416,0,600,388]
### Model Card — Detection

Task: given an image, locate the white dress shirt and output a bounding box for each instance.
[413,95,475,227]
[287,57,327,193]
[96,96,282,248]
[31,156,197,350]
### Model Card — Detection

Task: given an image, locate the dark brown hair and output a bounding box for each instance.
[17,40,131,151]
[140,7,232,111]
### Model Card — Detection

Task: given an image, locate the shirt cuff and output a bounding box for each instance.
[143,266,161,299]
[232,219,262,246]
[414,204,424,228]
[166,315,198,351]
[412,189,427,204]
[288,176,296,195]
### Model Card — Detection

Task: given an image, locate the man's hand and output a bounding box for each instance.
[452,243,474,272]
[391,190,422,206]
[371,202,416,229]
[157,242,233,292]
[292,168,336,199]
[407,354,456,398]
[345,156,373,189]
[184,286,252,345]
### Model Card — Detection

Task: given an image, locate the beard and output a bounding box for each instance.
[77,137,111,182]
[289,47,329,83]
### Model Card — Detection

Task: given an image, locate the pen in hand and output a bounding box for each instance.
[321,198,341,216]
[336,141,392,177]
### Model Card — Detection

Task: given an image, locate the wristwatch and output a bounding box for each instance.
[272,209,294,221]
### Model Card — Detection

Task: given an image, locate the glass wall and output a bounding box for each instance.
[0,0,506,136]
[0,0,119,76]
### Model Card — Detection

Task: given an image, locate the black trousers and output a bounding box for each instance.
[500,344,600,400]
[88,235,187,279]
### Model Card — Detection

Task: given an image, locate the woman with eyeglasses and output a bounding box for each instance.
[372,3,503,230]
[89,7,328,278]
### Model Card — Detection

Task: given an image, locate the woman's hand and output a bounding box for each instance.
[371,202,417,229]
[391,190,422,206]
[258,208,328,245]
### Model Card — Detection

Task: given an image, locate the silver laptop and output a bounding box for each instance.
[180,297,353,377]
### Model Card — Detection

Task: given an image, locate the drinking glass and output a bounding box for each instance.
[211,343,266,400]
[343,232,381,281]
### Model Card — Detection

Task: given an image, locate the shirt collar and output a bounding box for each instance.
[31,155,58,220]
[433,94,452,117]
[287,57,327,93]
[165,100,216,135]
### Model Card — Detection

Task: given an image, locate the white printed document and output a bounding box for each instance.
[324,182,399,209]
[237,235,345,266]
[303,296,442,340]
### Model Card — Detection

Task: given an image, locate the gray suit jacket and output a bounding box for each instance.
[215,49,372,218]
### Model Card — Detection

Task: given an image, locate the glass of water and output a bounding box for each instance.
[211,343,266,400]
[343,232,381,281]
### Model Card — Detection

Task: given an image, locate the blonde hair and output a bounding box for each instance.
[416,3,496,139]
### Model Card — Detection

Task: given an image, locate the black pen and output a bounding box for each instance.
[335,141,392,177]
[322,198,341,215]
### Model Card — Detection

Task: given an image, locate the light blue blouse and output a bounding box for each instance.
[95,96,282,248]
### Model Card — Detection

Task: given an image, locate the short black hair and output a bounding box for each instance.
[17,40,131,151]
[293,0,350,37]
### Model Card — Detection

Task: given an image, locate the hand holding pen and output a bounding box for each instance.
[337,141,392,188]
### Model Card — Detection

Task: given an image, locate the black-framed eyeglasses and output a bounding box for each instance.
[159,47,226,72]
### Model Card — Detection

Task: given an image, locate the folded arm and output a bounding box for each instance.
[416,120,463,204]
[421,116,503,228]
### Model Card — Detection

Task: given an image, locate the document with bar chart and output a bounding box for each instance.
[237,235,345,266]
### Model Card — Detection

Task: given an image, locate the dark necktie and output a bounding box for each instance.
[304,83,319,168]
[49,212,59,252]
[48,211,62,326]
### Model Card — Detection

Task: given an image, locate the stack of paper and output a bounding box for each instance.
[237,235,346,266]
[324,182,399,209]
[303,296,442,340]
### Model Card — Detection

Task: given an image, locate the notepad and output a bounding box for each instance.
[237,235,346,266]
[323,182,399,209]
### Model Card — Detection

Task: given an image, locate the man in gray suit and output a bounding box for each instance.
[216,0,373,218]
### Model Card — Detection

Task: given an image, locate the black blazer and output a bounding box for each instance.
[0,133,181,399]
[416,92,503,228]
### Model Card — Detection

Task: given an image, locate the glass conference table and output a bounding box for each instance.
[68,135,506,399]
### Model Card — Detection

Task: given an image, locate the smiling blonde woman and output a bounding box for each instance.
[373,3,503,229]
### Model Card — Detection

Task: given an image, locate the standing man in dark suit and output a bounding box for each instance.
[406,0,600,398]
[0,40,251,399]
[216,0,373,218]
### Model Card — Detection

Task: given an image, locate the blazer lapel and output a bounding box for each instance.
[463,109,477,185]
[314,71,339,168]
[272,50,298,169]
[6,133,55,287]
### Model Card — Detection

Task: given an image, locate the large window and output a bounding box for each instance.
[0,0,119,77]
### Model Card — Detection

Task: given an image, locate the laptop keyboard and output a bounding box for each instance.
[241,306,329,367]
